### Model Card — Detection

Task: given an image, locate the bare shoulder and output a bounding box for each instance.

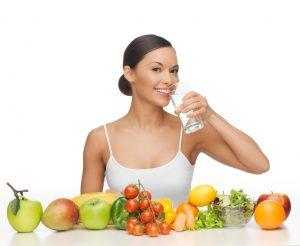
[89,119,122,159]
[87,126,106,146]
[85,125,109,159]
[91,118,122,140]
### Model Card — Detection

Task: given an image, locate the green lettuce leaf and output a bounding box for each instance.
[186,205,223,230]
[229,189,254,210]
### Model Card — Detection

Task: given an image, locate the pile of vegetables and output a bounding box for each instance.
[111,181,256,234]
[111,180,171,237]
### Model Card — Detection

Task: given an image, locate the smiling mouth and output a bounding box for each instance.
[154,88,171,95]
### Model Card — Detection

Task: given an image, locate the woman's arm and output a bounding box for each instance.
[198,110,270,174]
[176,91,270,174]
[80,128,105,193]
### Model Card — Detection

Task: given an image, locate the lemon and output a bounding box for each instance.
[154,198,173,213]
[188,184,217,207]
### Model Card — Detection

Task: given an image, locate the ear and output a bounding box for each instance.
[123,65,135,84]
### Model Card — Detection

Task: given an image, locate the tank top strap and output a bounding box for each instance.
[104,124,113,155]
[178,125,183,151]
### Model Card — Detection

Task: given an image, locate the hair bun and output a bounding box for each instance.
[118,75,132,96]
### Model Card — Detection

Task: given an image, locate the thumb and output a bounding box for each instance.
[174,106,181,115]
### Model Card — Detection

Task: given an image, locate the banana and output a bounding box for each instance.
[72,192,122,208]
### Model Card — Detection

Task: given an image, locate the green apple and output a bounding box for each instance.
[79,198,111,230]
[6,183,43,233]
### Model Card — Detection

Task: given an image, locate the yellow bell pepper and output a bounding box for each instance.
[155,198,174,213]
[164,210,177,225]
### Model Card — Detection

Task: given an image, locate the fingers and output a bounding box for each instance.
[174,106,181,115]
[186,107,207,118]
[174,91,209,119]
[178,97,205,113]
[182,96,201,107]
[181,100,203,113]
[182,91,199,101]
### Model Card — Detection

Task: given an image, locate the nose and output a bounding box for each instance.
[162,72,173,86]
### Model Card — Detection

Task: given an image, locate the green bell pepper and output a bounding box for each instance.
[111,196,129,230]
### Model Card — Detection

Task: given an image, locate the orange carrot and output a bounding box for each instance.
[185,210,195,228]
[172,212,187,232]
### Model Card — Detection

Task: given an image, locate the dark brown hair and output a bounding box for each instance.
[118,34,174,96]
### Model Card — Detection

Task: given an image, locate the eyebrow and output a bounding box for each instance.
[149,61,179,68]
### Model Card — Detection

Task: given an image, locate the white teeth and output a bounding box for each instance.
[155,88,170,94]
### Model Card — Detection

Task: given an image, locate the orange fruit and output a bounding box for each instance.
[176,202,199,218]
[254,200,286,230]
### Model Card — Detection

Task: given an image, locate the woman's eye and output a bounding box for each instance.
[152,67,179,73]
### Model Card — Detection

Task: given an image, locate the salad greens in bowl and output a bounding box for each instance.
[212,189,256,227]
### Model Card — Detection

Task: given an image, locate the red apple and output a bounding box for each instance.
[256,192,291,219]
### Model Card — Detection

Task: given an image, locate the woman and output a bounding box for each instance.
[80,34,270,207]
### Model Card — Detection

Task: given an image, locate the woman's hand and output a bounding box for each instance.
[174,91,215,121]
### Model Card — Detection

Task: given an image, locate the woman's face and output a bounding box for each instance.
[125,47,179,107]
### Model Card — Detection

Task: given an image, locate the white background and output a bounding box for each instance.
[1,0,300,244]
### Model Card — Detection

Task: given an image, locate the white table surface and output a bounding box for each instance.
[1,211,299,246]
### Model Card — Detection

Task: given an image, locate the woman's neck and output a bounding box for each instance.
[123,97,169,132]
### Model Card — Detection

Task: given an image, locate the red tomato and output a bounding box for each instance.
[139,191,152,200]
[141,210,154,223]
[124,185,140,199]
[139,199,150,211]
[126,220,135,234]
[152,202,163,215]
[127,217,139,223]
[145,223,159,237]
[126,217,139,234]
[153,217,163,226]
[132,223,145,236]
[145,222,152,231]
[159,222,171,235]
[125,199,139,213]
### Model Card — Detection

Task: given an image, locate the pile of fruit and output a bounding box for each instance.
[254,192,291,229]
[6,182,119,232]
[6,181,292,235]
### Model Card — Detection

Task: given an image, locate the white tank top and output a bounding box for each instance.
[104,124,195,208]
